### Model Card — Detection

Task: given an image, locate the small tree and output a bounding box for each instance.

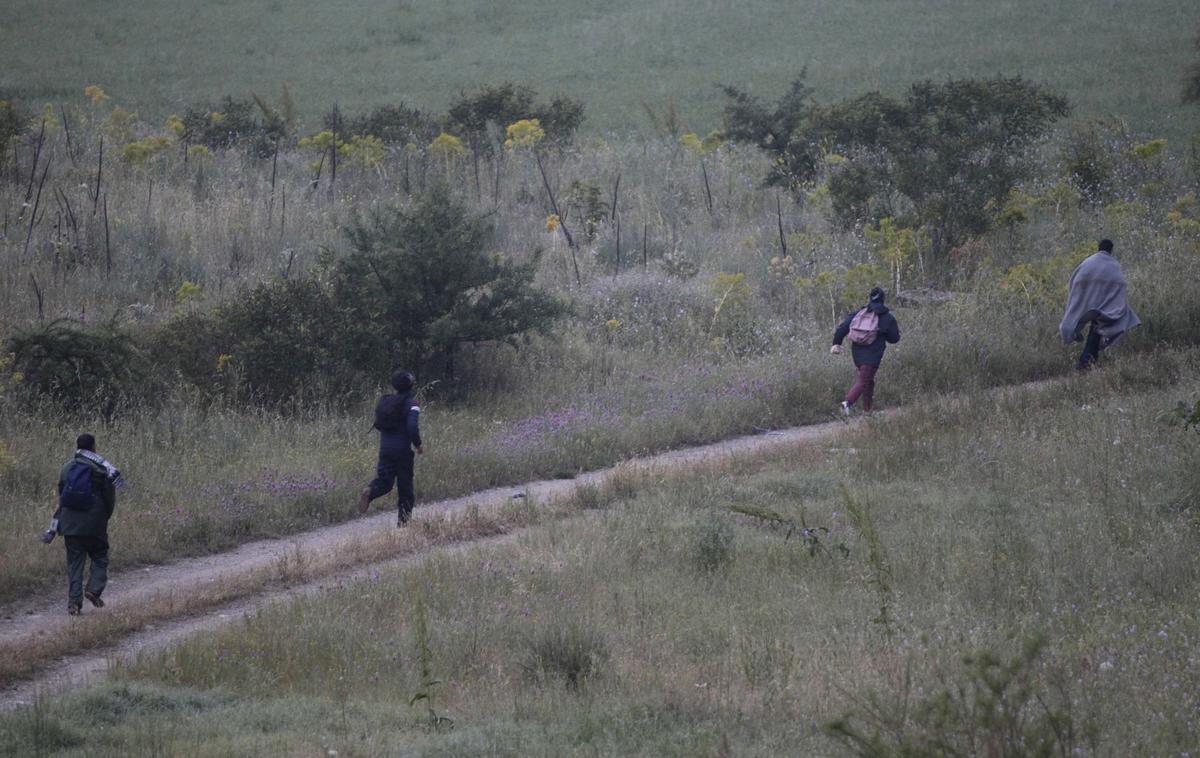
[721,75,819,190]
[336,186,567,378]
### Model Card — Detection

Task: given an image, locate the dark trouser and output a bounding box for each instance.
[845,363,879,411]
[367,450,415,517]
[65,536,108,608]
[1077,321,1106,371]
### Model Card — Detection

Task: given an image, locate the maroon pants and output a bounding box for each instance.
[844,364,878,411]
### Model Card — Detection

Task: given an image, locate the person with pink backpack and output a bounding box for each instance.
[830,287,901,415]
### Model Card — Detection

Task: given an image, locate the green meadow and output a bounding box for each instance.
[2,2,1200,754]
[5,354,1199,755]
[1,0,1196,136]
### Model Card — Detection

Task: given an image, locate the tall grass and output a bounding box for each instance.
[4,348,1195,754]
[3,101,1200,603]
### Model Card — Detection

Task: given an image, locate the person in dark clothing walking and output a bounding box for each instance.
[358,371,423,526]
[51,434,120,616]
[830,287,901,415]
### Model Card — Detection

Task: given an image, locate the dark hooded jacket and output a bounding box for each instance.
[374,391,422,457]
[55,454,117,541]
[832,301,901,368]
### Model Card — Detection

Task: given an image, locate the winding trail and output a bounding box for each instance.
[0,416,857,710]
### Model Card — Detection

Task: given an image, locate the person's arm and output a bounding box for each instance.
[101,477,116,519]
[830,312,854,353]
[885,315,901,344]
[408,403,423,453]
[53,467,65,520]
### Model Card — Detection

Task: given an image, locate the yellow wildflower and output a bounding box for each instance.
[428,133,467,162]
[544,214,561,233]
[503,119,545,149]
[83,85,110,105]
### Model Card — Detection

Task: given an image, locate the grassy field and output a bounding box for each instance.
[1,0,1197,137]
[4,349,1197,755]
[2,90,1200,604]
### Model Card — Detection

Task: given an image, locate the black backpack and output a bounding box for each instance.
[59,462,95,511]
[374,394,410,433]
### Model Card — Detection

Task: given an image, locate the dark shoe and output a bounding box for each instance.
[84,590,104,608]
[397,508,412,527]
[357,487,372,514]
[67,604,81,616]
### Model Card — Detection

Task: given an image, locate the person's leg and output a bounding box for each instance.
[359,454,398,512]
[64,537,86,611]
[84,538,109,605]
[1077,321,1103,370]
[844,363,874,407]
[859,364,878,412]
[396,452,415,524]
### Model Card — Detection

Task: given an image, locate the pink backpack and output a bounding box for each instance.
[848,308,879,345]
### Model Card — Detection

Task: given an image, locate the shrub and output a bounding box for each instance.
[345,101,435,145]
[725,76,1069,266]
[447,82,583,152]
[4,319,157,413]
[152,277,364,405]
[335,185,568,379]
[721,75,818,190]
[181,95,283,157]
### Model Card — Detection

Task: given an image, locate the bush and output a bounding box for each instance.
[335,185,568,378]
[725,76,1069,266]
[181,95,285,157]
[151,187,568,401]
[5,319,157,413]
[152,277,367,405]
[345,102,436,145]
[447,82,583,152]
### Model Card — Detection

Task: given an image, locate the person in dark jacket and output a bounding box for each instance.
[53,433,119,616]
[358,371,423,525]
[830,287,901,415]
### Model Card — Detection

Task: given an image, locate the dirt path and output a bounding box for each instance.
[0,416,853,709]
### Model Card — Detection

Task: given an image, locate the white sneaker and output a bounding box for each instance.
[840,401,851,416]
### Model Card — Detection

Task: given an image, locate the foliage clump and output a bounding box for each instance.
[448,82,583,151]
[723,74,1069,265]
[4,319,156,413]
[151,187,567,403]
[181,93,289,157]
